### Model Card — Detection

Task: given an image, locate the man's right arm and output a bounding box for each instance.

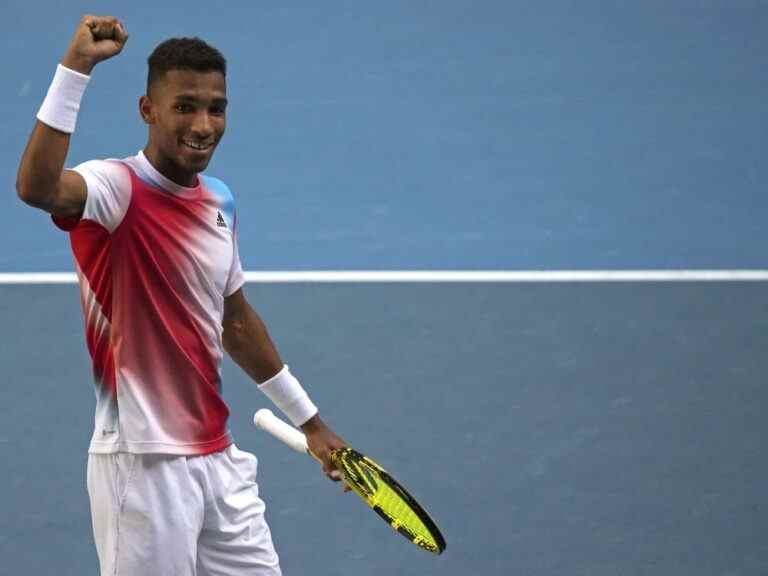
[15,15,128,218]
[16,119,88,218]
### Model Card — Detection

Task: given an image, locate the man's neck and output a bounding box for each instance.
[142,145,198,188]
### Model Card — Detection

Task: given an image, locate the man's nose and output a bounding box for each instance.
[191,112,213,138]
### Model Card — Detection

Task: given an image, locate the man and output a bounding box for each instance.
[16,15,346,576]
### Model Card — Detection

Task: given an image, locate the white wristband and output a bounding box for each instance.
[37,64,90,134]
[258,365,318,427]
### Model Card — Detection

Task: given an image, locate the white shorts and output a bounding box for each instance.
[87,444,281,576]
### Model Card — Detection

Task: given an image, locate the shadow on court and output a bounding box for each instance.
[1,283,766,575]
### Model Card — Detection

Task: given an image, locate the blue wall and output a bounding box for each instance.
[2,1,767,271]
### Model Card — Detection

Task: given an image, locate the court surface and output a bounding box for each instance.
[1,282,767,575]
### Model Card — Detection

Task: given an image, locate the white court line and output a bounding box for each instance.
[1,270,768,284]
[241,270,768,283]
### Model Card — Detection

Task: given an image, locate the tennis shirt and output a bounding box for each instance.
[54,151,245,455]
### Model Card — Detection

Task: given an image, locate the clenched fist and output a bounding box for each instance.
[61,15,128,75]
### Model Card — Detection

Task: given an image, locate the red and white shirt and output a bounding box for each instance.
[55,151,245,455]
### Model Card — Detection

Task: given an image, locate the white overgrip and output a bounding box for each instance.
[253,409,309,454]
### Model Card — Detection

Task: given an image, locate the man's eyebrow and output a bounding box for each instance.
[173,94,228,105]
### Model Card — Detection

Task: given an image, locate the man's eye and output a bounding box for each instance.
[210,107,226,116]
[175,104,193,113]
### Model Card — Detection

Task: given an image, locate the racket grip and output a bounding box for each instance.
[253,409,309,454]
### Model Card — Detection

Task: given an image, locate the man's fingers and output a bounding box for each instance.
[323,459,340,480]
[92,22,118,40]
[63,14,127,73]
[115,22,128,43]
[323,462,351,492]
[321,454,343,482]
[84,16,126,43]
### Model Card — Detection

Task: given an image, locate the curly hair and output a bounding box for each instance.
[147,37,226,95]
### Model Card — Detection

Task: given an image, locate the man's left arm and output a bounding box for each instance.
[223,288,347,481]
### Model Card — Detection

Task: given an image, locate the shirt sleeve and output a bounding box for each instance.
[224,222,246,297]
[53,159,131,232]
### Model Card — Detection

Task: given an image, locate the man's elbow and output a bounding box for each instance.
[15,174,32,204]
[16,176,53,210]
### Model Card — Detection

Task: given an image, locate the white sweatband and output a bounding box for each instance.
[37,64,90,134]
[258,365,318,427]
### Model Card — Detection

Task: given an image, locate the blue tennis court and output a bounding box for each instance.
[2,282,767,575]
[2,1,767,575]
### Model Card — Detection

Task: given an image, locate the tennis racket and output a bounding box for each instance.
[253,409,446,555]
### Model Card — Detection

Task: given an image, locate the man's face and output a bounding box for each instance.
[142,69,227,179]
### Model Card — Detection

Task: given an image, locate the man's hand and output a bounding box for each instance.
[301,415,349,487]
[62,15,128,75]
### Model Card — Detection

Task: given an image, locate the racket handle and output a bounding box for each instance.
[253,409,309,454]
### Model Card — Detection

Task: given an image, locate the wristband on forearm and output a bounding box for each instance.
[258,365,318,427]
[37,64,90,133]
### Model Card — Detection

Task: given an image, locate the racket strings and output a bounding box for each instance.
[374,482,435,541]
[335,449,441,551]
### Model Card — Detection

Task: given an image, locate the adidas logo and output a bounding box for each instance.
[216,211,227,228]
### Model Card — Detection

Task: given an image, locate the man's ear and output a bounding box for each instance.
[139,95,155,125]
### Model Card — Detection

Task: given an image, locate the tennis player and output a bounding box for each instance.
[16,15,346,576]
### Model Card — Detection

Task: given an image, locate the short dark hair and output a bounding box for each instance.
[147,37,226,95]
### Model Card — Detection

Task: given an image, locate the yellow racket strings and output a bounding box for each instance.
[335,450,440,550]
[370,479,438,548]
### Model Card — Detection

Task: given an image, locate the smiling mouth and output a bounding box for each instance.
[182,140,214,151]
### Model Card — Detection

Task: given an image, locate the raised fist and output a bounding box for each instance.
[61,15,128,75]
